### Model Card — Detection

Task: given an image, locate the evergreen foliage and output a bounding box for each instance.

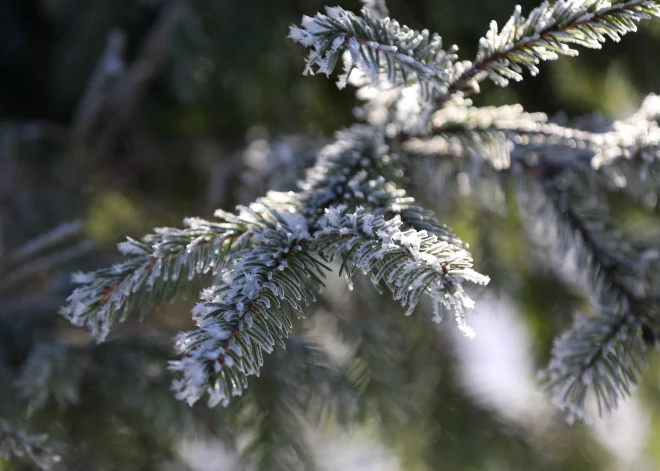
[288,7,460,96]
[4,0,660,468]
[519,169,659,422]
[58,0,660,422]
[454,0,660,90]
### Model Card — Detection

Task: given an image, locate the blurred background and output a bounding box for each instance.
[2,0,660,470]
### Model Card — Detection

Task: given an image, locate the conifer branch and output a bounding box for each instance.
[0,419,59,470]
[518,171,657,421]
[54,0,660,427]
[403,100,592,169]
[61,217,247,341]
[289,7,459,97]
[313,206,489,337]
[403,96,660,172]
[168,127,487,407]
[61,127,481,409]
[169,193,327,407]
[169,128,395,407]
[448,0,660,93]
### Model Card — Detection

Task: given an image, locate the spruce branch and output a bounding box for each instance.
[403,96,660,172]
[58,0,660,424]
[169,193,327,407]
[168,127,487,407]
[289,6,459,97]
[58,127,487,412]
[168,128,399,407]
[0,419,60,470]
[61,217,247,341]
[517,170,658,421]
[313,205,489,338]
[448,0,660,93]
[403,100,590,169]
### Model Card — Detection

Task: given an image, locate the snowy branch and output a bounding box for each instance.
[517,170,658,422]
[313,206,489,337]
[168,127,487,407]
[61,217,246,340]
[289,7,460,97]
[403,96,660,172]
[449,0,660,92]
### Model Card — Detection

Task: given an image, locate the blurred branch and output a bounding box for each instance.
[0,418,59,470]
[72,29,127,147]
[0,240,95,295]
[6,220,83,267]
[96,0,187,158]
[0,127,35,262]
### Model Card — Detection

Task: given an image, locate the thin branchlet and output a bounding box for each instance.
[448,0,660,93]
